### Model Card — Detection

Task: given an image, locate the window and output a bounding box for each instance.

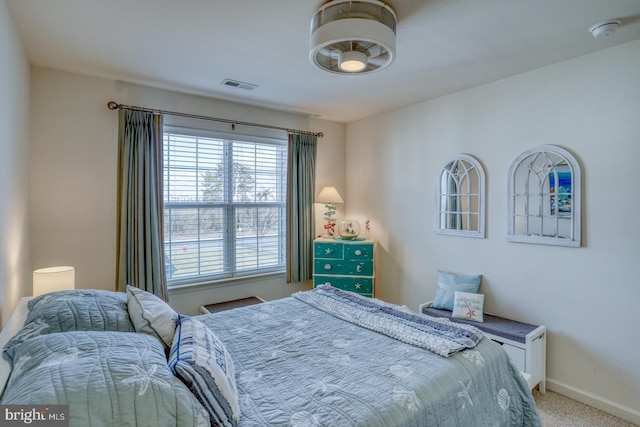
[163,127,287,285]
[435,154,486,238]
[507,145,581,247]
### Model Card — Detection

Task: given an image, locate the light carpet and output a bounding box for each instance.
[533,389,638,427]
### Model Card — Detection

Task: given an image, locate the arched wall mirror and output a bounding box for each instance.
[507,145,581,247]
[435,154,486,238]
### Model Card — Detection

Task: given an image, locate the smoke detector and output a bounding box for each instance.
[310,0,397,75]
[589,19,622,38]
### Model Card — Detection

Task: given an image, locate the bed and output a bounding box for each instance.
[0,286,541,426]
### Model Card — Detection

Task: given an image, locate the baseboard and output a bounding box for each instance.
[546,377,640,425]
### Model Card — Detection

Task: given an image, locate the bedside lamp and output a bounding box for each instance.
[316,186,344,237]
[33,266,75,296]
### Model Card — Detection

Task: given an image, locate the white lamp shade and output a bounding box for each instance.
[33,266,75,296]
[316,186,344,203]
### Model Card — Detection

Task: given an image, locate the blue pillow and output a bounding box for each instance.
[169,316,240,427]
[3,290,134,363]
[432,270,482,311]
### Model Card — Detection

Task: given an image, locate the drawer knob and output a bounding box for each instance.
[356,265,363,273]
[354,283,362,290]
[354,250,362,256]
[324,282,332,286]
[324,264,332,270]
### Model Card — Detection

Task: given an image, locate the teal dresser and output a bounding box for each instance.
[313,238,375,297]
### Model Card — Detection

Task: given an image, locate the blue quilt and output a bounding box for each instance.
[1,331,209,427]
[197,293,541,426]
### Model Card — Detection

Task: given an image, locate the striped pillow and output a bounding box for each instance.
[169,316,240,427]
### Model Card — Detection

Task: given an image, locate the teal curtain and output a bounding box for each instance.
[116,110,168,300]
[286,133,317,283]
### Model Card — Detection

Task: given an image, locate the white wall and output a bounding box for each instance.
[29,68,345,315]
[345,40,640,422]
[0,0,30,327]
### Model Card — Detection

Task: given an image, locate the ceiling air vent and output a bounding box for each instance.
[221,79,258,90]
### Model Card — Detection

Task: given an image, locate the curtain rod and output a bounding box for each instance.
[107,101,323,138]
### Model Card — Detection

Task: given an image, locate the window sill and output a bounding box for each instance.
[167,271,286,294]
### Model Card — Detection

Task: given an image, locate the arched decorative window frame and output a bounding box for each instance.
[507,145,582,247]
[435,154,486,238]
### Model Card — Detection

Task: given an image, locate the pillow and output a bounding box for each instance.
[432,270,482,311]
[126,285,179,348]
[1,330,210,426]
[169,316,240,426]
[452,291,485,323]
[3,290,134,362]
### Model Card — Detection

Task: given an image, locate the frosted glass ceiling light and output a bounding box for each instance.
[310,0,397,75]
[339,50,368,72]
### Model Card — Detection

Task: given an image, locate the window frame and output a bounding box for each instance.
[163,125,288,287]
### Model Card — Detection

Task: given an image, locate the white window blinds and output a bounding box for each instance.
[163,128,287,285]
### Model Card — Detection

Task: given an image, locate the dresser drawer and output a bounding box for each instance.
[313,238,376,298]
[344,243,374,260]
[314,242,344,259]
[314,275,373,295]
[314,259,373,276]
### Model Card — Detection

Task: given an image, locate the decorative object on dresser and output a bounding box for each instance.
[338,219,361,240]
[313,238,375,297]
[316,186,344,237]
[420,301,546,392]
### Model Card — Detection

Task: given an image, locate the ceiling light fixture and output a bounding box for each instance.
[339,50,368,72]
[310,0,397,75]
[589,19,622,38]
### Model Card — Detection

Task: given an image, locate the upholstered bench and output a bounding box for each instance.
[420,302,546,392]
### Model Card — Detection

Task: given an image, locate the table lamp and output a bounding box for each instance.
[33,266,75,296]
[316,186,344,237]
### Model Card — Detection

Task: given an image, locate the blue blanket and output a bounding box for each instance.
[1,331,208,426]
[198,293,541,426]
[293,285,483,357]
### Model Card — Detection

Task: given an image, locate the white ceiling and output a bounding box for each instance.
[7,0,640,123]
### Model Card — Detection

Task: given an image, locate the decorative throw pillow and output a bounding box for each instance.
[452,291,485,323]
[126,285,179,348]
[169,316,240,426]
[432,270,482,311]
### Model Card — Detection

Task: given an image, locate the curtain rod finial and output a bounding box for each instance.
[318,132,324,138]
[107,101,119,110]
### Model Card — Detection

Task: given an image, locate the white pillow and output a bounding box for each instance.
[452,291,485,323]
[126,285,179,348]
